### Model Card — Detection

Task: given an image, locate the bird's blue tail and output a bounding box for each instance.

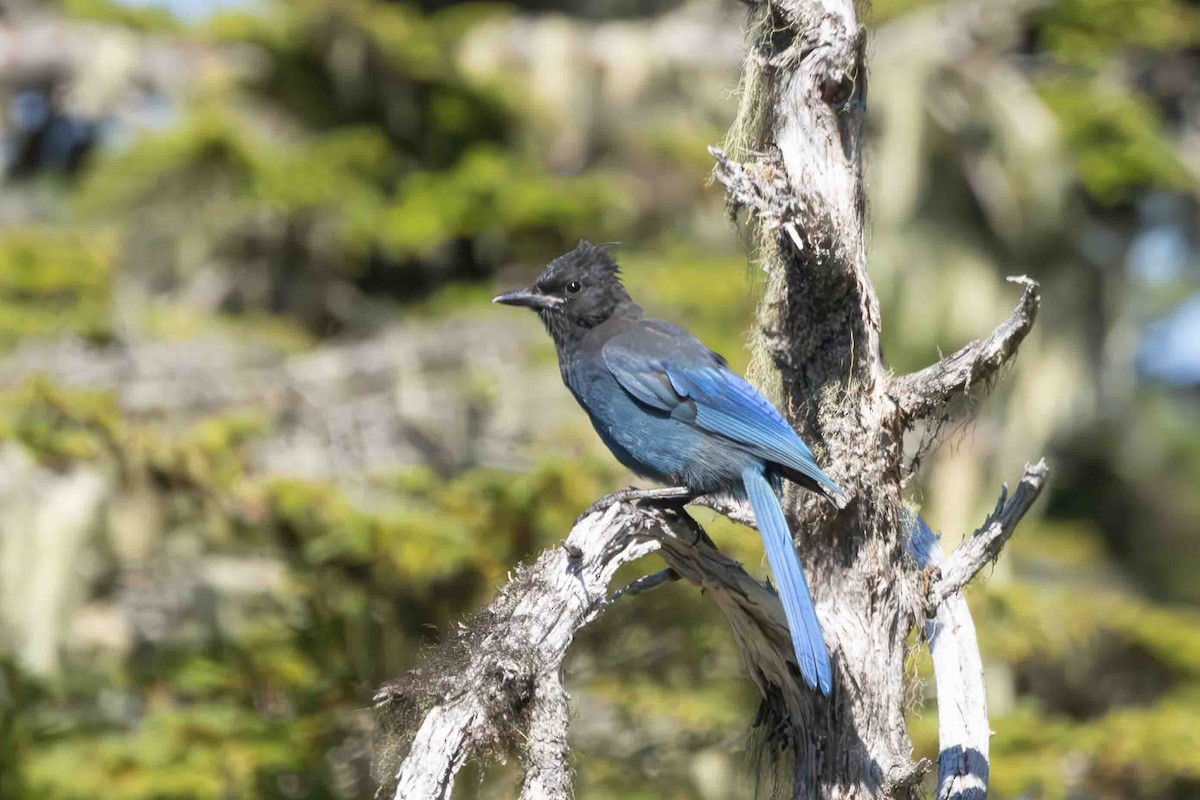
[742,467,832,695]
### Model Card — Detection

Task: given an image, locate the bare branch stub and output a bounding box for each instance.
[891,277,1042,425]
[709,146,810,232]
[927,459,1050,609]
[608,567,680,603]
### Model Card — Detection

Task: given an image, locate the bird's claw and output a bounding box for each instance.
[575,486,695,525]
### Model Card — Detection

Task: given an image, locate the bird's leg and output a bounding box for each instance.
[577,485,695,523]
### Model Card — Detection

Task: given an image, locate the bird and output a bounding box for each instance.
[494,240,845,695]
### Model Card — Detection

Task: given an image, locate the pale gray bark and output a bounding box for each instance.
[908,461,1048,800]
[377,0,1049,797]
[909,517,989,800]
[518,670,572,800]
[375,499,813,800]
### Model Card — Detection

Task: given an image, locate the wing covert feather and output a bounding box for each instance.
[602,321,840,494]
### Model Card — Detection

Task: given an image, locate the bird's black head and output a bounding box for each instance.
[493,240,638,345]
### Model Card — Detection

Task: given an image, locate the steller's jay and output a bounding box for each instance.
[494,241,844,694]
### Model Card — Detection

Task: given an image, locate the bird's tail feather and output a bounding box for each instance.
[742,467,832,694]
[780,464,847,510]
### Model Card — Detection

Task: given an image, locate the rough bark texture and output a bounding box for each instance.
[706,0,1044,793]
[374,1,1049,797]
[374,497,827,800]
[713,0,911,793]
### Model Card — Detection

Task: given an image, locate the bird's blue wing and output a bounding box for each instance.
[601,321,705,419]
[603,321,841,497]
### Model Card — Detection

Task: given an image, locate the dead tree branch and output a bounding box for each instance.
[701,0,1047,792]
[375,495,809,799]
[375,502,660,800]
[909,460,1049,800]
[908,517,989,800]
[519,669,572,800]
[891,277,1041,425]
[926,460,1050,609]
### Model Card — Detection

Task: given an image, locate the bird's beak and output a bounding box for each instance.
[492,288,560,310]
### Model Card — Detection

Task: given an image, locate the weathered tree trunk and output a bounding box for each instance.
[710,0,994,793]
[374,1,1047,798]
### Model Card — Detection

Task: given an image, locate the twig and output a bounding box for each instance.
[891,278,1041,424]
[927,459,1049,607]
[608,568,680,603]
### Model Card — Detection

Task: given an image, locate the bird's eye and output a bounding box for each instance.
[566,280,582,295]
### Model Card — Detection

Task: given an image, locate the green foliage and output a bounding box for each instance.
[982,695,1200,800]
[867,0,937,24]
[60,0,180,32]
[366,145,626,261]
[0,230,115,347]
[1039,80,1193,205]
[0,378,271,496]
[621,245,757,373]
[26,705,303,800]
[0,378,120,467]
[206,0,505,107]
[78,113,395,271]
[1020,0,1200,205]
[75,0,627,317]
[0,374,637,798]
[1033,0,1200,66]
[0,659,41,800]
[979,581,1200,676]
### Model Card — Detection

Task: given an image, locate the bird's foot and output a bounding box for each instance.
[576,486,695,524]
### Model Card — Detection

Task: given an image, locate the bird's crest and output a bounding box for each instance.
[536,239,622,290]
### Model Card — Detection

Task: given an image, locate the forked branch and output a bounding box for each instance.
[891,278,1041,424]
[910,459,1049,800]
